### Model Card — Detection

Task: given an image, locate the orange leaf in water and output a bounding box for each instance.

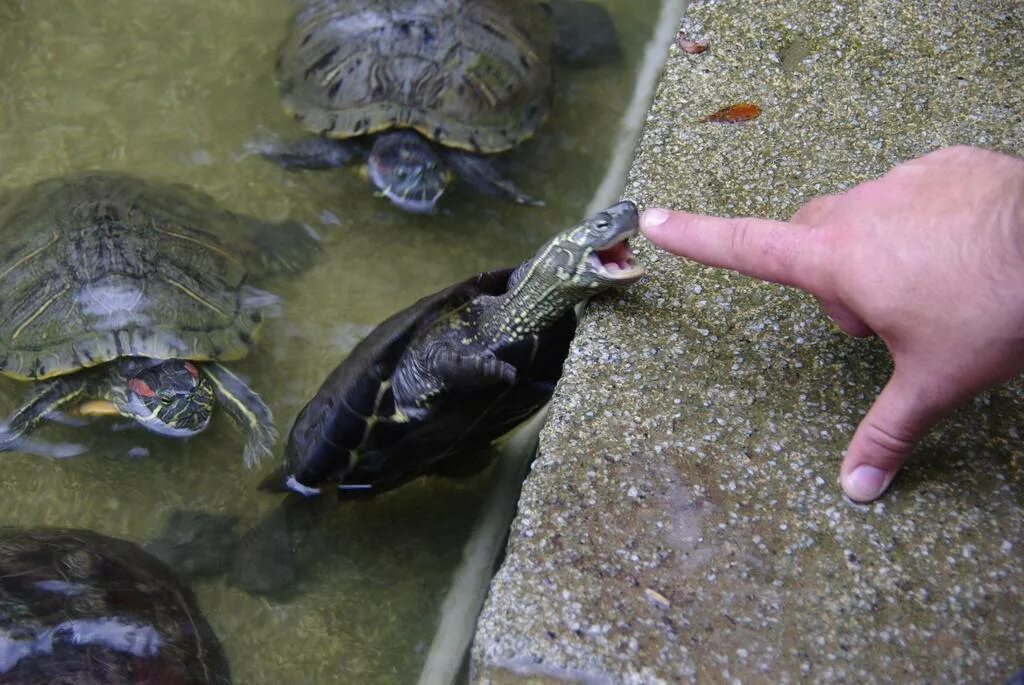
[676,30,708,54]
[701,102,762,123]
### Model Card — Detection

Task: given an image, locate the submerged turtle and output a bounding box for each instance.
[0,172,317,465]
[265,200,642,496]
[0,513,235,684]
[263,0,622,213]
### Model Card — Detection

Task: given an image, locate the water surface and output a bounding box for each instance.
[0,1,663,682]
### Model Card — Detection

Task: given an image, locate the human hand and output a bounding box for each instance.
[639,145,1024,502]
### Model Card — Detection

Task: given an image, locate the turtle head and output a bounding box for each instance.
[367,131,451,214]
[510,200,644,295]
[113,360,215,438]
[489,201,643,341]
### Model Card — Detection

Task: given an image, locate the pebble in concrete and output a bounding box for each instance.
[473,0,1024,683]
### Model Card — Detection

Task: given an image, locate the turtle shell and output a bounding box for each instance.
[277,0,556,153]
[0,172,313,381]
[279,267,575,494]
[0,527,230,685]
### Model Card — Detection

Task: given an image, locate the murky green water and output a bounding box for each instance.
[0,1,662,682]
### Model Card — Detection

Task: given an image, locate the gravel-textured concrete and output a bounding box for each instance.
[472,1,1024,683]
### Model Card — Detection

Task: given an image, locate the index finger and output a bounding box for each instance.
[640,208,831,296]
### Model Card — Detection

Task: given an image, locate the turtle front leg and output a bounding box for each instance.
[0,377,89,458]
[427,343,517,387]
[391,342,517,421]
[258,136,368,170]
[441,149,544,207]
[203,363,277,468]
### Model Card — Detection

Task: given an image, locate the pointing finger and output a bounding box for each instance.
[640,208,832,296]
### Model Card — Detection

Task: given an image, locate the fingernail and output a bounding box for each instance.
[640,208,670,230]
[842,465,890,502]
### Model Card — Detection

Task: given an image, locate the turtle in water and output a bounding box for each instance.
[0,172,318,465]
[0,512,236,684]
[262,0,622,213]
[263,200,642,496]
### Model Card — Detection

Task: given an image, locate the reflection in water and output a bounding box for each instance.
[1,617,163,669]
[0,0,664,682]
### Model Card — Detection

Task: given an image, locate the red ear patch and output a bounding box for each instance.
[128,378,156,398]
[184,362,199,379]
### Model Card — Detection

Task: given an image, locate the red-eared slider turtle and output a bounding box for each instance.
[0,514,234,684]
[264,200,642,495]
[262,0,621,213]
[0,172,318,465]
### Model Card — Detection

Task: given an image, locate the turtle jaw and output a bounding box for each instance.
[126,400,213,438]
[367,131,451,214]
[369,163,450,214]
[578,200,645,287]
[112,360,216,439]
[589,231,644,285]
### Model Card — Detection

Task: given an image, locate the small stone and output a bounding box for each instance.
[644,588,671,609]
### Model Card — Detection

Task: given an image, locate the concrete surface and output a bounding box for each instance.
[472,0,1024,683]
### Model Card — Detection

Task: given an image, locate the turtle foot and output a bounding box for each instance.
[252,137,366,170]
[0,426,87,459]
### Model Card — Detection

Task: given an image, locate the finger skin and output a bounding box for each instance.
[816,297,874,337]
[640,209,832,297]
[790,193,840,225]
[644,146,1024,503]
[840,367,961,502]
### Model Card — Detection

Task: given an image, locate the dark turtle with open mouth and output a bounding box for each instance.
[262,0,622,213]
[263,200,642,496]
[0,172,317,465]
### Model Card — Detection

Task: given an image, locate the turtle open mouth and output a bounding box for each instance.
[380,186,443,215]
[591,237,644,281]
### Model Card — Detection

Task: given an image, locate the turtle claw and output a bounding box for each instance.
[44,411,91,428]
[241,417,277,470]
[257,137,366,170]
[0,427,87,459]
[243,440,273,470]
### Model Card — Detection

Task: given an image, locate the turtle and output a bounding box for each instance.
[0,512,236,684]
[261,0,622,213]
[0,171,318,466]
[263,200,642,496]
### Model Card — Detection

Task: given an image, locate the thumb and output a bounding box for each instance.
[839,367,956,502]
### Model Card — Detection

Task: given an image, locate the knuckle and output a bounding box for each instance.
[728,218,753,256]
[860,419,917,466]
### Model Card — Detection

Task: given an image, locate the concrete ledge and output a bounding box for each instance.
[472,1,1024,682]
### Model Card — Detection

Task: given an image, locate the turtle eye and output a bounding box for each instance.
[395,169,408,180]
[158,393,175,406]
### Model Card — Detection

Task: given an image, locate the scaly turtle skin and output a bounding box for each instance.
[0,172,317,465]
[0,521,232,685]
[267,200,642,496]
[263,0,621,213]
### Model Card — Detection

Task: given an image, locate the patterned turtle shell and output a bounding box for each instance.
[277,0,556,153]
[0,172,311,381]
